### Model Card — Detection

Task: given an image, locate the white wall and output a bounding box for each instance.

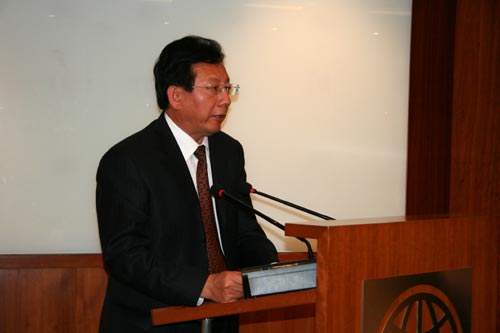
[0,0,412,253]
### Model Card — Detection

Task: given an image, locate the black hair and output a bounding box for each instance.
[153,35,225,110]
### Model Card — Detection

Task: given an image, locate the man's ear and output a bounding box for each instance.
[167,86,184,109]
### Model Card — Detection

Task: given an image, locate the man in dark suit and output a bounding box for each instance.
[96,35,278,332]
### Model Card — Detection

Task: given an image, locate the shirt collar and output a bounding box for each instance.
[164,112,209,160]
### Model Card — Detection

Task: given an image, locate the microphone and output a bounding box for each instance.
[211,184,317,298]
[238,182,335,220]
[210,184,314,260]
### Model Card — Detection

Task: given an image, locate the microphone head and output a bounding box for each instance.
[210,184,225,198]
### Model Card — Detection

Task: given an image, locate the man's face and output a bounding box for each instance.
[172,62,231,143]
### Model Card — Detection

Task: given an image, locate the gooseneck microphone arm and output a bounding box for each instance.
[210,185,315,260]
[240,183,335,220]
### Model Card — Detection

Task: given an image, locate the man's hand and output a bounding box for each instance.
[200,271,243,303]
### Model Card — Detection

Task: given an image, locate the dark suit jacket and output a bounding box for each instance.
[96,113,278,333]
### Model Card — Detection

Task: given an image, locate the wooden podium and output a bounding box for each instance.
[151,216,497,332]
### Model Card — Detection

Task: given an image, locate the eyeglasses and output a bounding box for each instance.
[192,84,240,96]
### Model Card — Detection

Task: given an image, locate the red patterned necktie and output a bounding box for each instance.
[194,145,226,273]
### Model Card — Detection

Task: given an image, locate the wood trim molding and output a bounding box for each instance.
[0,253,105,268]
[0,252,307,269]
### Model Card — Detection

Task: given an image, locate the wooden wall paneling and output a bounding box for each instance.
[449,0,500,216]
[41,268,75,332]
[0,254,107,333]
[75,268,107,333]
[0,269,20,333]
[451,0,500,329]
[406,0,457,215]
[0,268,75,333]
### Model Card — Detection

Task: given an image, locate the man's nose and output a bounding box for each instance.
[218,90,231,106]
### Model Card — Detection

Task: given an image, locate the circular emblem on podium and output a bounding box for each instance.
[378,284,462,333]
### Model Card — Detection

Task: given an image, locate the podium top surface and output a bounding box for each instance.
[151,289,316,326]
[284,214,464,239]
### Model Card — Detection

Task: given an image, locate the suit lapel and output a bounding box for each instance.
[208,134,231,243]
[151,113,199,203]
[208,134,226,188]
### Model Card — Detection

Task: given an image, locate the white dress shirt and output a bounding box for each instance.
[164,113,224,247]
